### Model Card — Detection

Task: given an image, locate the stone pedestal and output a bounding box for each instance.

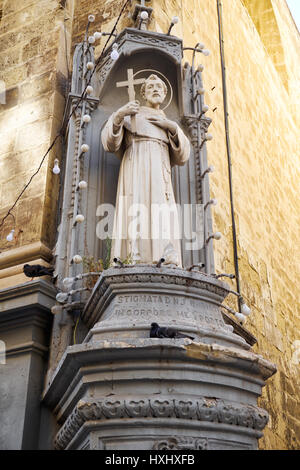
[82,266,248,350]
[43,266,276,450]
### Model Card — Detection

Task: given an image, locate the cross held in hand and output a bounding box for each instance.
[116,68,145,133]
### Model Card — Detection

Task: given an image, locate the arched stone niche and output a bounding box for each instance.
[83,28,203,268]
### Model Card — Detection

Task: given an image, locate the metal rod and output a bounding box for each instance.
[216,0,242,312]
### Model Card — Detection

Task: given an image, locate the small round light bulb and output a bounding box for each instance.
[88,15,95,23]
[63,277,75,289]
[75,214,85,224]
[83,114,91,123]
[86,85,93,95]
[56,292,68,303]
[111,49,119,61]
[88,36,95,44]
[78,181,88,189]
[86,62,94,71]
[235,312,246,324]
[6,229,15,242]
[73,255,83,264]
[141,11,149,20]
[81,144,90,153]
[213,232,222,240]
[53,159,60,175]
[205,133,213,141]
[241,302,251,316]
[94,32,102,40]
[202,49,210,56]
[172,16,179,24]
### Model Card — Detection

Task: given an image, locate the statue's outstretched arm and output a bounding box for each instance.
[169,124,191,167]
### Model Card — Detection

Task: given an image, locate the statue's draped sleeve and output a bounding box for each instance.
[101,113,125,160]
[168,124,190,167]
[102,111,190,166]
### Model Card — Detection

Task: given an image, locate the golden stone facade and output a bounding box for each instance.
[0,0,299,449]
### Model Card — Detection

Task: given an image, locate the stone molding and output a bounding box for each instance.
[97,28,182,91]
[54,396,269,450]
[5,340,49,358]
[152,437,208,450]
[0,278,56,302]
[82,266,230,328]
[0,241,53,272]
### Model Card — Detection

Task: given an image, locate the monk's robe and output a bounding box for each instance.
[101,106,190,266]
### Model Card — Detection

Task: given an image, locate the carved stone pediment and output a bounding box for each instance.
[97,28,183,94]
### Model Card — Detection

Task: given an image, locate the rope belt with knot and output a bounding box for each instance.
[126,136,169,150]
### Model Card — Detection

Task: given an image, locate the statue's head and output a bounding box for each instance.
[140,74,167,107]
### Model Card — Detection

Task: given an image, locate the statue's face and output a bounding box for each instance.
[144,77,167,106]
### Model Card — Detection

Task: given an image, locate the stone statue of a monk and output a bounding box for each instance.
[101,74,190,266]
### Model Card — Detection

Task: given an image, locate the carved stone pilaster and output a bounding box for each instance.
[183,114,213,205]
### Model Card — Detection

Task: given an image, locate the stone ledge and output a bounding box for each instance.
[43,339,276,409]
[0,279,57,318]
[0,241,53,270]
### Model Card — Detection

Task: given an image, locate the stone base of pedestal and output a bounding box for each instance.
[43,339,276,450]
[82,265,249,350]
[43,267,276,450]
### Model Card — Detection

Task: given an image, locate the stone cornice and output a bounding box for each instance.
[0,241,53,271]
[5,340,49,358]
[43,339,276,410]
[0,279,57,302]
[0,280,56,331]
[54,396,268,450]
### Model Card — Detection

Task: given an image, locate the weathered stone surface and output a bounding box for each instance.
[43,338,275,450]
[0,0,299,450]
[82,265,249,350]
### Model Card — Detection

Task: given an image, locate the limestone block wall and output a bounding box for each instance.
[0,0,75,287]
[0,0,299,449]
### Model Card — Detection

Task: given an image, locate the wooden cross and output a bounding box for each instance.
[116,69,145,133]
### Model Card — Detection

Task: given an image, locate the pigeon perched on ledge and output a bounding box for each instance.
[150,322,194,340]
[23,264,55,281]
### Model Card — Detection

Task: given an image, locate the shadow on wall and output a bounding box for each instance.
[241,0,289,90]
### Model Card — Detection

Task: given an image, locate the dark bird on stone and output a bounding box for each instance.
[23,264,55,281]
[150,322,194,340]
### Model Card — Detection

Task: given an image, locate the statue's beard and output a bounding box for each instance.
[146,94,166,106]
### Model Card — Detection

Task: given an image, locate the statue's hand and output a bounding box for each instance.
[114,101,140,126]
[147,117,177,135]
